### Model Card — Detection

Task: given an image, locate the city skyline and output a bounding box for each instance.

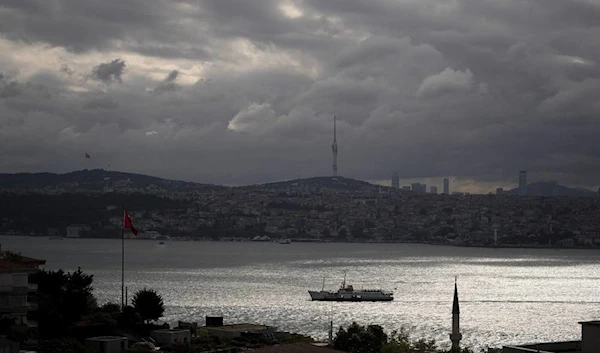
[2,1,600,193]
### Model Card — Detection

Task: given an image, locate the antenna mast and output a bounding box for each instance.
[332,115,338,177]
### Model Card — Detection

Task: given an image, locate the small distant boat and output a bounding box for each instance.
[309,273,393,302]
[49,236,64,240]
[158,241,165,246]
[279,238,291,244]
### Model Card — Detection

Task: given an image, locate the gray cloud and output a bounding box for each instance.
[90,59,126,84]
[153,70,179,94]
[83,96,119,110]
[1,0,600,191]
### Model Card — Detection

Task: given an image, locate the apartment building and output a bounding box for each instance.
[0,252,45,327]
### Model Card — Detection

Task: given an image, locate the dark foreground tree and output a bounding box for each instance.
[333,322,387,353]
[30,267,96,338]
[132,288,165,323]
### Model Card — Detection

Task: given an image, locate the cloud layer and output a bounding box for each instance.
[1,0,600,191]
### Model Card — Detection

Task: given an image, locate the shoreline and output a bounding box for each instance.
[2,233,599,250]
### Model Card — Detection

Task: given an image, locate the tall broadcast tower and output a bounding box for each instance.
[332,115,338,177]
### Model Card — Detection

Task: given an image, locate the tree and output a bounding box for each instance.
[132,288,165,323]
[333,322,387,353]
[30,267,96,338]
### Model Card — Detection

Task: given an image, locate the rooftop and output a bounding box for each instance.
[152,329,189,333]
[579,320,600,326]
[0,251,46,267]
[247,342,345,353]
[86,336,127,341]
[0,259,37,273]
[206,324,270,331]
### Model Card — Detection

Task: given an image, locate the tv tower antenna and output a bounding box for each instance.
[332,115,338,177]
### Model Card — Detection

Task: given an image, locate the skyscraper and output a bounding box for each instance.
[411,183,426,193]
[391,171,399,189]
[519,171,527,196]
[443,178,450,195]
[332,116,338,177]
[430,186,438,194]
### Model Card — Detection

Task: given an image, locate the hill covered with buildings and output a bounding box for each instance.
[1,170,600,248]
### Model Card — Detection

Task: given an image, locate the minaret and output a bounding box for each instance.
[332,115,338,177]
[450,277,462,351]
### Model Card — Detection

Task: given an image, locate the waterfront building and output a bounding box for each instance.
[443,178,450,195]
[66,224,90,238]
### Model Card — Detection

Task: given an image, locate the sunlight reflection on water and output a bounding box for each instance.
[6,236,600,350]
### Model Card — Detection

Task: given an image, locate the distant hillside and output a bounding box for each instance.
[242,176,377,191]
[0,169,223,194]
[508,181,597,197]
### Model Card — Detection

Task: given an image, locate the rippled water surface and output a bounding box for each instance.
[7,236,600,349]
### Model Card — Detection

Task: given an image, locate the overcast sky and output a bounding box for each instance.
[1,0,600,192]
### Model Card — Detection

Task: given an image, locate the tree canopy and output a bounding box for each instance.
[334,322,387,353]
[132,288,165,323]
[30,267,96,338]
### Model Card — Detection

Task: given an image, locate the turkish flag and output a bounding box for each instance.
[123,210,139,235]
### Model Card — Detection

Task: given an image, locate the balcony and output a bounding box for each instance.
[0,304,28,314]
[28,283,38,292]
[0,285,12,293]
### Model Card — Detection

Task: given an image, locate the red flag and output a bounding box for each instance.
[123,210,139,235]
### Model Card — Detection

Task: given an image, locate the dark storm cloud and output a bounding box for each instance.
[90,59,126,84]
[153,70,180,94]
[2,0,600,190]
[0,74,21,98]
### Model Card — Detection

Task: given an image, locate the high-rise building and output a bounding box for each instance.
[519,171,527,196]
[391,171,399,189]
[496,187,504,195]
[430,186,438,194]
[411,183,426,193]
[443,178,450,195]
[332,116,338,177]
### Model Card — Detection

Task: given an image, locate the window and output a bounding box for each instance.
[12,274,27,287]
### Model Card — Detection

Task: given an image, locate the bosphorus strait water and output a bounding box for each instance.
[7,236,600,349]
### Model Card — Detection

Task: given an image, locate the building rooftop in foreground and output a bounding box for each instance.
[86,336,127,341]
[503,321,600,353]
[207,324,270,331]
[247,342,345,353]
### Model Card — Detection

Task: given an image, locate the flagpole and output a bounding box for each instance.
[121,205,125,308]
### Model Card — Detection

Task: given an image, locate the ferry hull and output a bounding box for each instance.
[308,290,393,302]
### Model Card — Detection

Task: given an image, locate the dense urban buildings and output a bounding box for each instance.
[2,170,600,248]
